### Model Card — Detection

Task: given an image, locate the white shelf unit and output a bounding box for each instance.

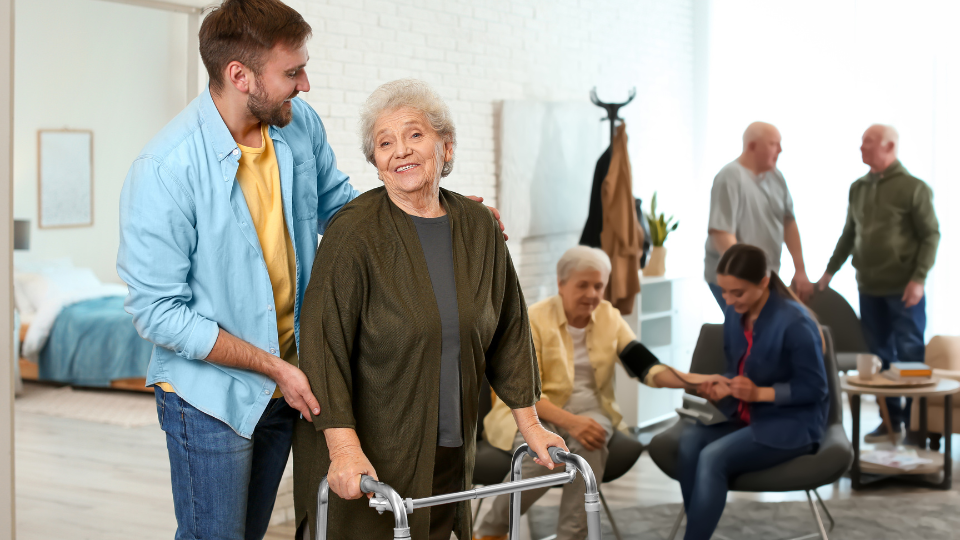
[615,274,703,428]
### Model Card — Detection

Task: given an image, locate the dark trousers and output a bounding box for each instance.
[430,445,464,540]
[677,422,815,540]
[859,292,927,427]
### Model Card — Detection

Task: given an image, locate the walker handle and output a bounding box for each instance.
[524,445,567,464]
[359,475,381,494]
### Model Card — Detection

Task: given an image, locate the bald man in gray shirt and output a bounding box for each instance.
[705,122,813,309]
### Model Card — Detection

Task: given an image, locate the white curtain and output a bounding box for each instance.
[701,0,960,338]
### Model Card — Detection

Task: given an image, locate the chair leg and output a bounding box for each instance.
[472,496,484,525]
[812,489,835,532]
[599,490,623,540]
[804,490,829,540]
[667,506,685,540]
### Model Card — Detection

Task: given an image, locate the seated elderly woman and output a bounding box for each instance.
[474,246,722,540]
[292,79,566,540]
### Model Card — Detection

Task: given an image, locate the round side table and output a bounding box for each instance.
[841,375,960,490]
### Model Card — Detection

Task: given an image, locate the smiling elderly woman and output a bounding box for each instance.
[292,79,566,540]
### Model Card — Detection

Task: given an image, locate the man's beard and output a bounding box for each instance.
[248,78,293,128]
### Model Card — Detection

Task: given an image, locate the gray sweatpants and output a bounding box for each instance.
[473,413,611,540]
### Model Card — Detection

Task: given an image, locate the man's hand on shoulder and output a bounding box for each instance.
[465,195,508,240]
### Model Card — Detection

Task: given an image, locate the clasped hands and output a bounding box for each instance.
[697,374,763,403]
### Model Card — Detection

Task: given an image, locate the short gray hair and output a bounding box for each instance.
[557,246,611,283]
[359,79,457,177]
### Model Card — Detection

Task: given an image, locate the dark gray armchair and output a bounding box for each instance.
[807,287,871,372]
[647,324,854,540]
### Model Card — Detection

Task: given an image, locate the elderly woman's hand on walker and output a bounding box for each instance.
[512,407,568,469]
[324,428,378,500]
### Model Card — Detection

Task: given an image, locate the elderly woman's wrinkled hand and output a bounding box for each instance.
[520,424,569,470]
[327,445,379,500]
[566,414,607,451]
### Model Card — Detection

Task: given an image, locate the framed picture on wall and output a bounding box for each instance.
[38,129,93,228]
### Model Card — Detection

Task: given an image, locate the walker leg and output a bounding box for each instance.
[545,447,602,540]
[315,477,330,540]
[508,444,530,540]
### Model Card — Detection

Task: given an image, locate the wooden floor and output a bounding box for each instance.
[14,386,957,540]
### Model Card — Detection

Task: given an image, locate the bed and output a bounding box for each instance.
[14,258,153,392]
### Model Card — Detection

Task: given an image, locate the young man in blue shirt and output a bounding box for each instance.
[117,1,501,537]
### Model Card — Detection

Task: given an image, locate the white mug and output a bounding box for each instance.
[857,354,882,380]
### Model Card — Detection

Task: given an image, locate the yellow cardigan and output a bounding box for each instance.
[483,295,665,451]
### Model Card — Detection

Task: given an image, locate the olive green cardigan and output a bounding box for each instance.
[293,187,540,539]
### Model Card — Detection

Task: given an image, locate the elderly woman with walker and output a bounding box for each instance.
[293,79,568,540]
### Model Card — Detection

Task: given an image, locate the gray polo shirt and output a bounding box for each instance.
[703,160,795,283]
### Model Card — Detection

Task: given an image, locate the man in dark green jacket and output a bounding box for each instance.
[818,124,940,442]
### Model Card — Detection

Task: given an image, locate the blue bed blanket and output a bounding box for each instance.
[38,296,154,387]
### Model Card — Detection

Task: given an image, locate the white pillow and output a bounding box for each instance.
[40,267,102,302]
[12,277,35,318]
[14,272,48,316]
[13,256,73,274]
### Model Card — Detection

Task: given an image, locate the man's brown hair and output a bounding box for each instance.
[199,0,312,95]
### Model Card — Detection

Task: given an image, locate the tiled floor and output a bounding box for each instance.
[13,386,957,539]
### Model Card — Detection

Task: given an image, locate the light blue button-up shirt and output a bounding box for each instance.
[117,88,358,438]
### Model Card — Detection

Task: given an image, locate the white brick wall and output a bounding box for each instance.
[290,0,696,301]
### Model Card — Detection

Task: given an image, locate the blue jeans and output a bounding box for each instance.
[677,422,815,540]
[708,282,725,311]
[858,293,926,427]
[155,388,297,540]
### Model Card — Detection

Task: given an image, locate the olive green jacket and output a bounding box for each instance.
[293,187,540,539]
[826,161,940,295]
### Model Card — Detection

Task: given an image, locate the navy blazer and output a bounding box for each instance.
[718,288,829,450]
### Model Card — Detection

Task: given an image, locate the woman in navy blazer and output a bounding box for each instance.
[677,244,829,540]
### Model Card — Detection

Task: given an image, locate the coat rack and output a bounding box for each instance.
[590,87,636,144]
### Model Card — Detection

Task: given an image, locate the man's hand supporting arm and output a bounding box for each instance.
[205,329,320,421]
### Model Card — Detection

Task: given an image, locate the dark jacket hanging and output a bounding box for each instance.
[579,146,612,248]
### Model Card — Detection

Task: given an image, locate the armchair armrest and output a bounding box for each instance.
[926,336,960,371]
[934,368,960,382]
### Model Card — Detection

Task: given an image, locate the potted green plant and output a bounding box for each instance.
[642,192,678,277]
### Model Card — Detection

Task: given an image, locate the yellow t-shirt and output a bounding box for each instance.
[156,124,297,397]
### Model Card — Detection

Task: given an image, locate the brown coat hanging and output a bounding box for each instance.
[600,122,643,314]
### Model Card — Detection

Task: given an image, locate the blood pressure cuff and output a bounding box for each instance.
[619,340,662,381]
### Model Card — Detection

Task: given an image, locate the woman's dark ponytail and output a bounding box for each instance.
[717,244,824,350]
